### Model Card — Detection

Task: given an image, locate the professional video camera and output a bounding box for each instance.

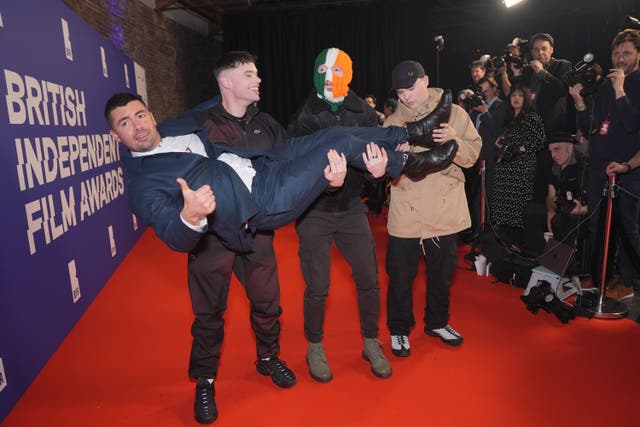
[565,52,607,97]
[459,86,485,112]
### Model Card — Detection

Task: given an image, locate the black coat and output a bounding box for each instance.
[287,90,378,212]
[529,57,572,134]
[477,97,506,171]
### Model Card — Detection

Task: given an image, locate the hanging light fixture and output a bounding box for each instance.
[504,0,525,7]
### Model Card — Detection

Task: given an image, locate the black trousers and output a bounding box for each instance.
[187,231,281,379]
[386,234,458,335]
[296,210,380,343]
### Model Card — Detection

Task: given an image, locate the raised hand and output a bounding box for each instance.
[324,149,347,187]
[569,83,585,104]
[608,68,626,97]
[177,177,216,226]
[362,142,388,178]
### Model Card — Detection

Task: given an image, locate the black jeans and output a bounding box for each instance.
[187,232,281,379]
[297,210,380,343]
[386,234,458,335]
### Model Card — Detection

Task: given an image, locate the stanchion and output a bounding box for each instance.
[434,35,444,87]
[581,174,628,319]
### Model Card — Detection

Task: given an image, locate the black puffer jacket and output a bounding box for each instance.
[286,90,378,212]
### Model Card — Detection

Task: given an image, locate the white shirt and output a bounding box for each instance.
[133,133,256,231]
[134,134,256,192]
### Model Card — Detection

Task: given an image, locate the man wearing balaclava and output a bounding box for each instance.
[287,48,392,382]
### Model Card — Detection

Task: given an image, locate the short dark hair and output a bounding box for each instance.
[612,28,640,52]
[530,32,555,47]
[478,76,498,89]
[383,97,397,113]
[213,51,258,79]
[364,94,377,103]
[104,92,145,126]
[470,60,485,70]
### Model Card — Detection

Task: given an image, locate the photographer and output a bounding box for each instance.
[495,41,527,97]
[526,33,572,134]
[459,77,506,241]
[473,77,506,216]
[545,133,588,254]
[469,60,487,86]
[570,29,640,301]
[490,82,546,247]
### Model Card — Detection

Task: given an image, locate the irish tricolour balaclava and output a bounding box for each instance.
[314,48,353,112]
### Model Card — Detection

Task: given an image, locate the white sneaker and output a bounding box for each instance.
[425,325,463,346]
[390,335,410,357]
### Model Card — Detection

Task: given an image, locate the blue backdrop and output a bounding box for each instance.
[0,0,146,421]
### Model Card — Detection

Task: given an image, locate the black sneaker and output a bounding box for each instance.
[390,335,411,357]
[256,356,297,388]
[425,325,464,346]
[194,378,218,424]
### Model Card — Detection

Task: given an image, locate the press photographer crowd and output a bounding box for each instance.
[439,24,640,310]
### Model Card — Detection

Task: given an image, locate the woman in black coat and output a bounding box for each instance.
[490,82,546,246]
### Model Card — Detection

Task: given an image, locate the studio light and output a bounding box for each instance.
[504,0,525,7]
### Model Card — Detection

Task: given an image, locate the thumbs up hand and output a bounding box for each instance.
[177,177,216,226]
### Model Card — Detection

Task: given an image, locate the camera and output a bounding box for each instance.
[488,55,505,70]
[496,142,523,164]
[486,38,529,74]
[488,50,526,72]
[511,38,529,55]
[565,52,607,97]
[459,86,485,112]
[555,191,577,214]
[505,51,526,69]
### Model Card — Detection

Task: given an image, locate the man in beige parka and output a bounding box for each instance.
[384,60,481,357]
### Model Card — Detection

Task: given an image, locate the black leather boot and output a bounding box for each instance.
[406,89,452,148]
[402,139,458,182]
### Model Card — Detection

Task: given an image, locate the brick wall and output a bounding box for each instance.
[62,0,221,122]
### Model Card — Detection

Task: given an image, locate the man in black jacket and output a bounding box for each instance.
[287,47,392,382]
[570,29,640,301]
[166,51,295,425]
[526,33,572,134]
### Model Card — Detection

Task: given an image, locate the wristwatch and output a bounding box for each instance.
[621,162,632,173]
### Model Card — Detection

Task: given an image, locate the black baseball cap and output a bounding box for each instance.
[391,60,425,90]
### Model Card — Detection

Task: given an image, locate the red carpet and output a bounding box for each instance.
[4,212,639,426]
